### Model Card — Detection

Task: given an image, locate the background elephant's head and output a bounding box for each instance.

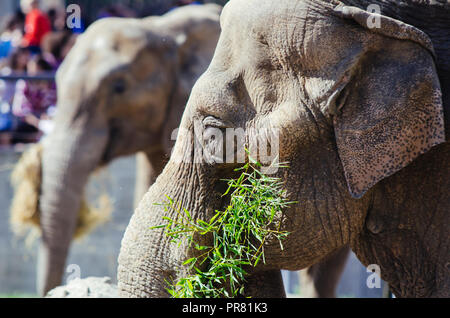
[11,4,221,296]
[118,0,447,297]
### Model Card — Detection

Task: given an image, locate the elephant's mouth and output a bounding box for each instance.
[101,120,164,166]
[100,146,114,168]
[100,145,115,168]
[100,123,122,166]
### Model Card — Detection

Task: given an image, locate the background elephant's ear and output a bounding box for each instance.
[332,6,446,199]
[166,4,221,95]
[159,4,222,149]
[171,11,221,106]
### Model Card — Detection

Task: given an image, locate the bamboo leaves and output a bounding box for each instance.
[151,161,293,298]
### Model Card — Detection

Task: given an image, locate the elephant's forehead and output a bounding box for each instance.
[58,20,148,85]
[85,20,148,57]
[57,21,147,97]
[222,0,310,38]
[219,0,340,60]
[216,0,319,74]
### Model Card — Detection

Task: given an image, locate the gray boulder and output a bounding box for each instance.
[45,277,119,298]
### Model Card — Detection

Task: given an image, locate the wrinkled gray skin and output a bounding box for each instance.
[37,4,222,296]
[118,0,449,298]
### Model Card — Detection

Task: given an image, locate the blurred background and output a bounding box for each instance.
[0,1,230,28]
[0,0,385,298]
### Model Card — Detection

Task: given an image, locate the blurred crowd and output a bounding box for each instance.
[0,0,202,147]
[0,0,79,146]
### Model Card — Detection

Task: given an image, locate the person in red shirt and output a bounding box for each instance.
[21,0,51,52]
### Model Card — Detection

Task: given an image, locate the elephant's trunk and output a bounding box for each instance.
[37,121,108,295]
[118,163,191,297]
[118,129,220,297]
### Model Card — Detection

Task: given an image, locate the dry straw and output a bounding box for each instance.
[10,143,113,242]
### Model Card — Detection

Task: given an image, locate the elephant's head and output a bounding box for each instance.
[14,4,221,295]
[118,0,446,297]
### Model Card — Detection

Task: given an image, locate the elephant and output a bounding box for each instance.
[118,0,449,298]
[27,4,222,296]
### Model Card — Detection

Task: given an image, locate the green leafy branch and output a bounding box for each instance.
[151,160,294,298]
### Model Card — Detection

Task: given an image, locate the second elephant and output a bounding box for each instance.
[26,4,222,296]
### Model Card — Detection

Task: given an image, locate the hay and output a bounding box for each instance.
[75,193,112,239]
[10,144,42,233]
[10,143,113,242]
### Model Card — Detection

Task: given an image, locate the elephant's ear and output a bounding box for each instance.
[332,5,445,199]
[171,10,221,108]
[160,4,222,149]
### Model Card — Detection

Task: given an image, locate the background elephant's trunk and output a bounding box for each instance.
[37,121,108,295]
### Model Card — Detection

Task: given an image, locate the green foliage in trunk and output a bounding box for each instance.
[152,160,293,298]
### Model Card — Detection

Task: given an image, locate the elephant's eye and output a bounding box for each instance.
[202,116,228,164]
[203,126,225,165]
[112,79,127,95]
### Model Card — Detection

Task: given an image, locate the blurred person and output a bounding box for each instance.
[47,7,67,32]
[0,46,30,145]
[41,30,78,69]
[0,11,25,59]
[21,0,52,53]
[12,54,56,142]
[4,47,31,74]
[0,47,31,110]
[0,87,16,146]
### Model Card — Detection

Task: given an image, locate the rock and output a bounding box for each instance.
[45,277,119,298]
